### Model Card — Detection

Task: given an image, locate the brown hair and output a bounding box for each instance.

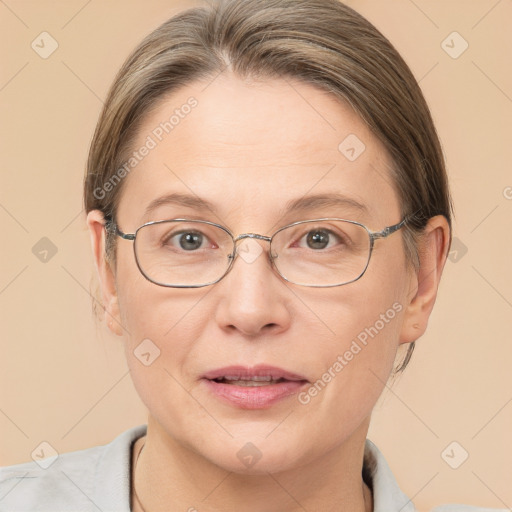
[84,0,454,373]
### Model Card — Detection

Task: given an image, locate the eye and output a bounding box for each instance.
[163,229,211,251]
[294,226,349,251]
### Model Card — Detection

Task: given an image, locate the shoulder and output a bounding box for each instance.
[364,439,508,512]
[0,424,146,512]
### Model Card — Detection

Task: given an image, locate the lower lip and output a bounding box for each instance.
[203,379,308,409]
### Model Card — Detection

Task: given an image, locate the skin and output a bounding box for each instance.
[87,74,450,512]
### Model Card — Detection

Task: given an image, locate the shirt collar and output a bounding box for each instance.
[364,438,417,511]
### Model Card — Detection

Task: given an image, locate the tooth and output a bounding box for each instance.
[231,380,279,387]
[222,376,274,382]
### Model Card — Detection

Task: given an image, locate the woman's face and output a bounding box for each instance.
[101,75,418,473]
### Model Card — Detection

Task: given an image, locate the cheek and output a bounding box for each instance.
[305,293,403,396]
[120,289,212,440]
[300,261,408,414]
[119,281,209,365]
[115,244,205,341]
[286,304,401,469]
[113,248,207,397]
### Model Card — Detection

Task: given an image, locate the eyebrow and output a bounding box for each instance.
[143,192,369,219]
[284,193,369,216]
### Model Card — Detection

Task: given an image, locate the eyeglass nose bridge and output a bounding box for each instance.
[233,233,272,243]
[229,232,274,261]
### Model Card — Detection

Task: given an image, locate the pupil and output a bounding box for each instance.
[307,230,329,249]
[180,232,202,250]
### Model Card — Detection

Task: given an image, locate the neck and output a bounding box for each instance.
[132,415,373,512]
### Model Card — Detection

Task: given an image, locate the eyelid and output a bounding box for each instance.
[294,224,349,241]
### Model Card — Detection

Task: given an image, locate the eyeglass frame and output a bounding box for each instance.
[104,213,414,288]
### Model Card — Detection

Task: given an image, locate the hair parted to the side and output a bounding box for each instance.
[84,0,454,374]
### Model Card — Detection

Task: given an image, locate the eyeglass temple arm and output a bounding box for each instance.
[371,206,424,239]
[371,216,410,240]
[104,217,135,240]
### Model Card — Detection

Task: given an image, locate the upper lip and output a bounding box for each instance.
[202,365,309,382]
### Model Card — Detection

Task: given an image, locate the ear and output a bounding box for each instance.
[399,215,451,344]
[86,210,123,336]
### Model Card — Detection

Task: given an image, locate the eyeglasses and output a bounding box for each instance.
[105,215,412,288]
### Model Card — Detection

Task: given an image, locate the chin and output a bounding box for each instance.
[202,435,314,476]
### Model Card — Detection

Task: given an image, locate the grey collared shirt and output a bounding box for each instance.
[0,425,507,511]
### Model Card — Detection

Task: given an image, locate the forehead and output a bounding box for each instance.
[117,74,400,229]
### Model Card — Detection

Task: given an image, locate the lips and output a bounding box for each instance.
[201,365,309,409]
[202,365,308,383]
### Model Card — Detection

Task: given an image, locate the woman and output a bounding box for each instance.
[0,0,505,511]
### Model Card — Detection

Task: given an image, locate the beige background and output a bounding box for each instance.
[1,1,511,510]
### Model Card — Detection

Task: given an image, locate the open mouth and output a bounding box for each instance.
[210,376,289,386]
[202,365,309,409]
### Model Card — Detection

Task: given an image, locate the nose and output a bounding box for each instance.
[213,237,291,337]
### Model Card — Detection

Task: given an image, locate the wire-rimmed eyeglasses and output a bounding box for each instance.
[105,214,413,288]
